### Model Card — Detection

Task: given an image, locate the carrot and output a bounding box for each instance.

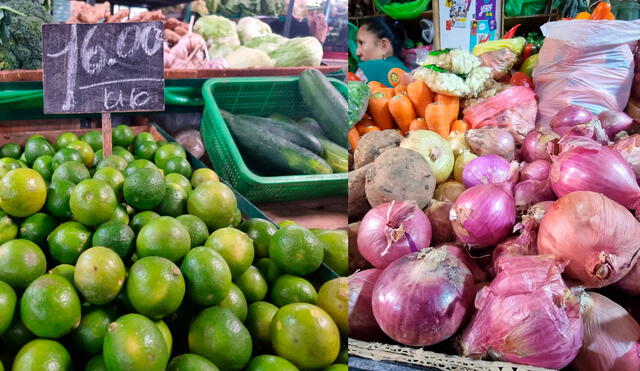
[355,116,375,134]
[394,84,408,95]
[387,68,406,87]
[360,126,381,134]
[409,118,429,131]
[388,94,416,133]
[368,91,395,130]
[425,102,451,137]
[451,119,470,133]
[406,80,432,118]
[376,88,395,98]
[435,94,460,125]
[348,127,360,149]
[590,2,611,20]
[367,81,385,91]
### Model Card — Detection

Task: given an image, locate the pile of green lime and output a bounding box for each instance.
[0,127,348,371]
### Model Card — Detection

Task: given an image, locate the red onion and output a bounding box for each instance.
[555,120,610,145]
[348,269,385,341]
[522,130,559,162]
[538,191,640,288]
[520,160,550,181]
[372,248,475,346]
[612,134,640,181]
[450,184,516,248]
[438,243,489,283]
[599,110,634,139]
[462,155,518,194]
[572,292,640,371]
[528,201,554,224]
[460,255,583,369]
[554,134,602,154]
[514,179,555,211]
[615,261,640,295]
[425,200,454,244]
[465,128,516,161]
[551,105,597,132]
[491,218,538,275]
[357,201,432,268]
[550,146,640,211]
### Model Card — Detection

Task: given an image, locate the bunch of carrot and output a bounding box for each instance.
[349,68,469,149]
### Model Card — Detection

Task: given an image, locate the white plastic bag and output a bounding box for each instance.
[533,20,640,128]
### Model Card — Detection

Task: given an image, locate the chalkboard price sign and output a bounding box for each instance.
[42,22,165,114]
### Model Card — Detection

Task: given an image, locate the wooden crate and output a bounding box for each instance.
[0,124,164,147]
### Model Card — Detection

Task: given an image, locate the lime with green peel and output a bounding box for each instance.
[2,318,35,353]
[176,214,209,248]
[156,182,188,217]
[219,283,248,322]
[12,339,72,371]
[134,132,155,148]
[112,125,135,148]
[313,229,348,276]
[181,246,232,306]
[24,137,54,165]
[232,208,242,227]
[189,306,252,371]
[47,221,92,264]
[19,212,57,248]
[103,313,169,371]
[56,132,79,150]
[188,181,237,230]
[269,225,324,276]
[93,221,135,259]
[162,157,192,178]
[324,364,348,371]
[0,239,46,289]
[93,166,125,200]
[71,306,117,356]
[32,155,54,181]
[167,354,220,371]
[124,159,158,177]
[52,160,90,184]
[109,204,130,224]
[75,247,126,305]
[165,173,192,195]
[21,274,81,338]
[81,130,103,151]
[1,142,21,159]
[127,256,185,319]
[70,179,118,227]
[205,227,254,278]
[97,155,128,172]
[86,354,108,371]
[245,301,278,353]
[0,281,17,335]
[46,180,75,219]
[271,275,318,307]
[48,264,75,284]
[155,143,186,169]
[191,168,219,187]
[0,211,17,245]
[52,148,82,169]
[271,303,340,370]
[155,320,173,355]
[0,157,21,178]
[255,258,281,285]
[113,146,135,162]
[123,168,165,210]
[130,210,160,234]
[278,220,297,227]
[239,218,277,259]
[317,277,348,336]
[245,355,299,371]
[0,168,47,217]
[336,347,348,364]
[66,140,94,167]
[234,265,268,303]
[135,140,159,161]
[136,216,191,262]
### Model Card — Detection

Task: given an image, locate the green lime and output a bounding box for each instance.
[18,212,57,248]
[232,208,242,228]
[0,211,17,245]
[245,302,278,353]
[191,168,219,188]
[45,180,75,219]
[47,221,92,264]
[75,247,126,305]
[52,160,90,184]
[239,218,277,259]
[278,220,297,227]
[324,364,348,371]
[93,221,135,259]
[255,258,281,285]
[155,143,186,169]
[86,354,108,371]
[155,320,173,355]
[93,167,125,201]
[135,141,159,161]
[1,318,35,353]
[24,137,54,165]
[16,159,28,168]
[167,354,219,371]
[0,239,46,289]
[109,204,130,224]
[0,281,17,335]
[127,256,185,319]
[71,306,117,356]
[123,168,165,210]
[162,157,192,178]
[52,148,82,169]
[56,132,79,150]
[13,339,72,371]
[336,347,348,364]
[269,226,324,276]
[97,155,128,172]
[165,173,193,196]
[245,355,299,371]
[124,159,158,177]
[48,264,75,284]
[313,230,348,276]
[66,140,94,167]
[156,183,188,217]
[271,275,317,307]
[112,125,135,148]
[70,179,117,227]
[271,303,340,369]
[234,265,267,303]
[136,216,191,262]
[205,227,254,278]
[0,168,47,217]
[21,274,81,338]
[219,283,248,322]
[181,246,232,306]
[130,210,160,234]
[113,146,135,163]
[134,132,156,148]
[32,155,53,181]
[0,142,21,159]
[176,214,209,248]
[317,277,348,336]
[103,313,169,371]
[81,131,103,152]
[188,182,237,230]
[188,306,252,371]
[0,157,21,178]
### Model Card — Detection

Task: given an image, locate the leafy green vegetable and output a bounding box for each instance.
[194,15,240,49]
[269,37,323,67]
[0,0,53,70]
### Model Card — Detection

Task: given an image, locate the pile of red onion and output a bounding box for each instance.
[461,155,518,193]
[348,269,385,341]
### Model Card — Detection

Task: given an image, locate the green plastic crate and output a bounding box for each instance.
[200,76,348,203]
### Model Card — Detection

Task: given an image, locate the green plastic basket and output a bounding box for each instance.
[200,76,348,203]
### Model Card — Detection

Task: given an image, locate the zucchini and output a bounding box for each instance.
[318,137,348,173]
[348,81,370,128]
[237,114,323,155]
[298,117,327,139]
[269,113,297,124]
[221,111,332,175]
[299,69,348,147]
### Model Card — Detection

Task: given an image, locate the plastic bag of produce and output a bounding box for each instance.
[533,20,640,127]
[478,48,519,79]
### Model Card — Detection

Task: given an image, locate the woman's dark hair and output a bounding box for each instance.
[361,16,405,59]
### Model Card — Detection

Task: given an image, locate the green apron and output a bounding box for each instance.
[357,57,409,88]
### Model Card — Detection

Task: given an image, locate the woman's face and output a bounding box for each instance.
[356,26,391,61]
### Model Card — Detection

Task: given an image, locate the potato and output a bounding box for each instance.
[365,147,435,209]
[348,163,371,221]
[354,129,403,169]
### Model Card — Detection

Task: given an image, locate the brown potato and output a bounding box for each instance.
[354,129,403,169]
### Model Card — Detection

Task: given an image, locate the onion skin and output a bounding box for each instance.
[514,179,555,211]
[612,134,640,182]
[599,110,634,140]
[491,217,538,275]
[372,248,475,346]
[572,292,640,371]
[462,155,519,193]
[551,105,596,131]
[520,160,550,181]
[522,130,558,162]
[438,243,490,283]
[357,201,432,268]
[425,200,454,244]
[538,191,640,288]
[615,261,640,295]
[550,146,640,211]
[460,255,584,369]
[465,128,516,162]
[348,269,385,341]
[554,135,602,154]
[450,184,516,248]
